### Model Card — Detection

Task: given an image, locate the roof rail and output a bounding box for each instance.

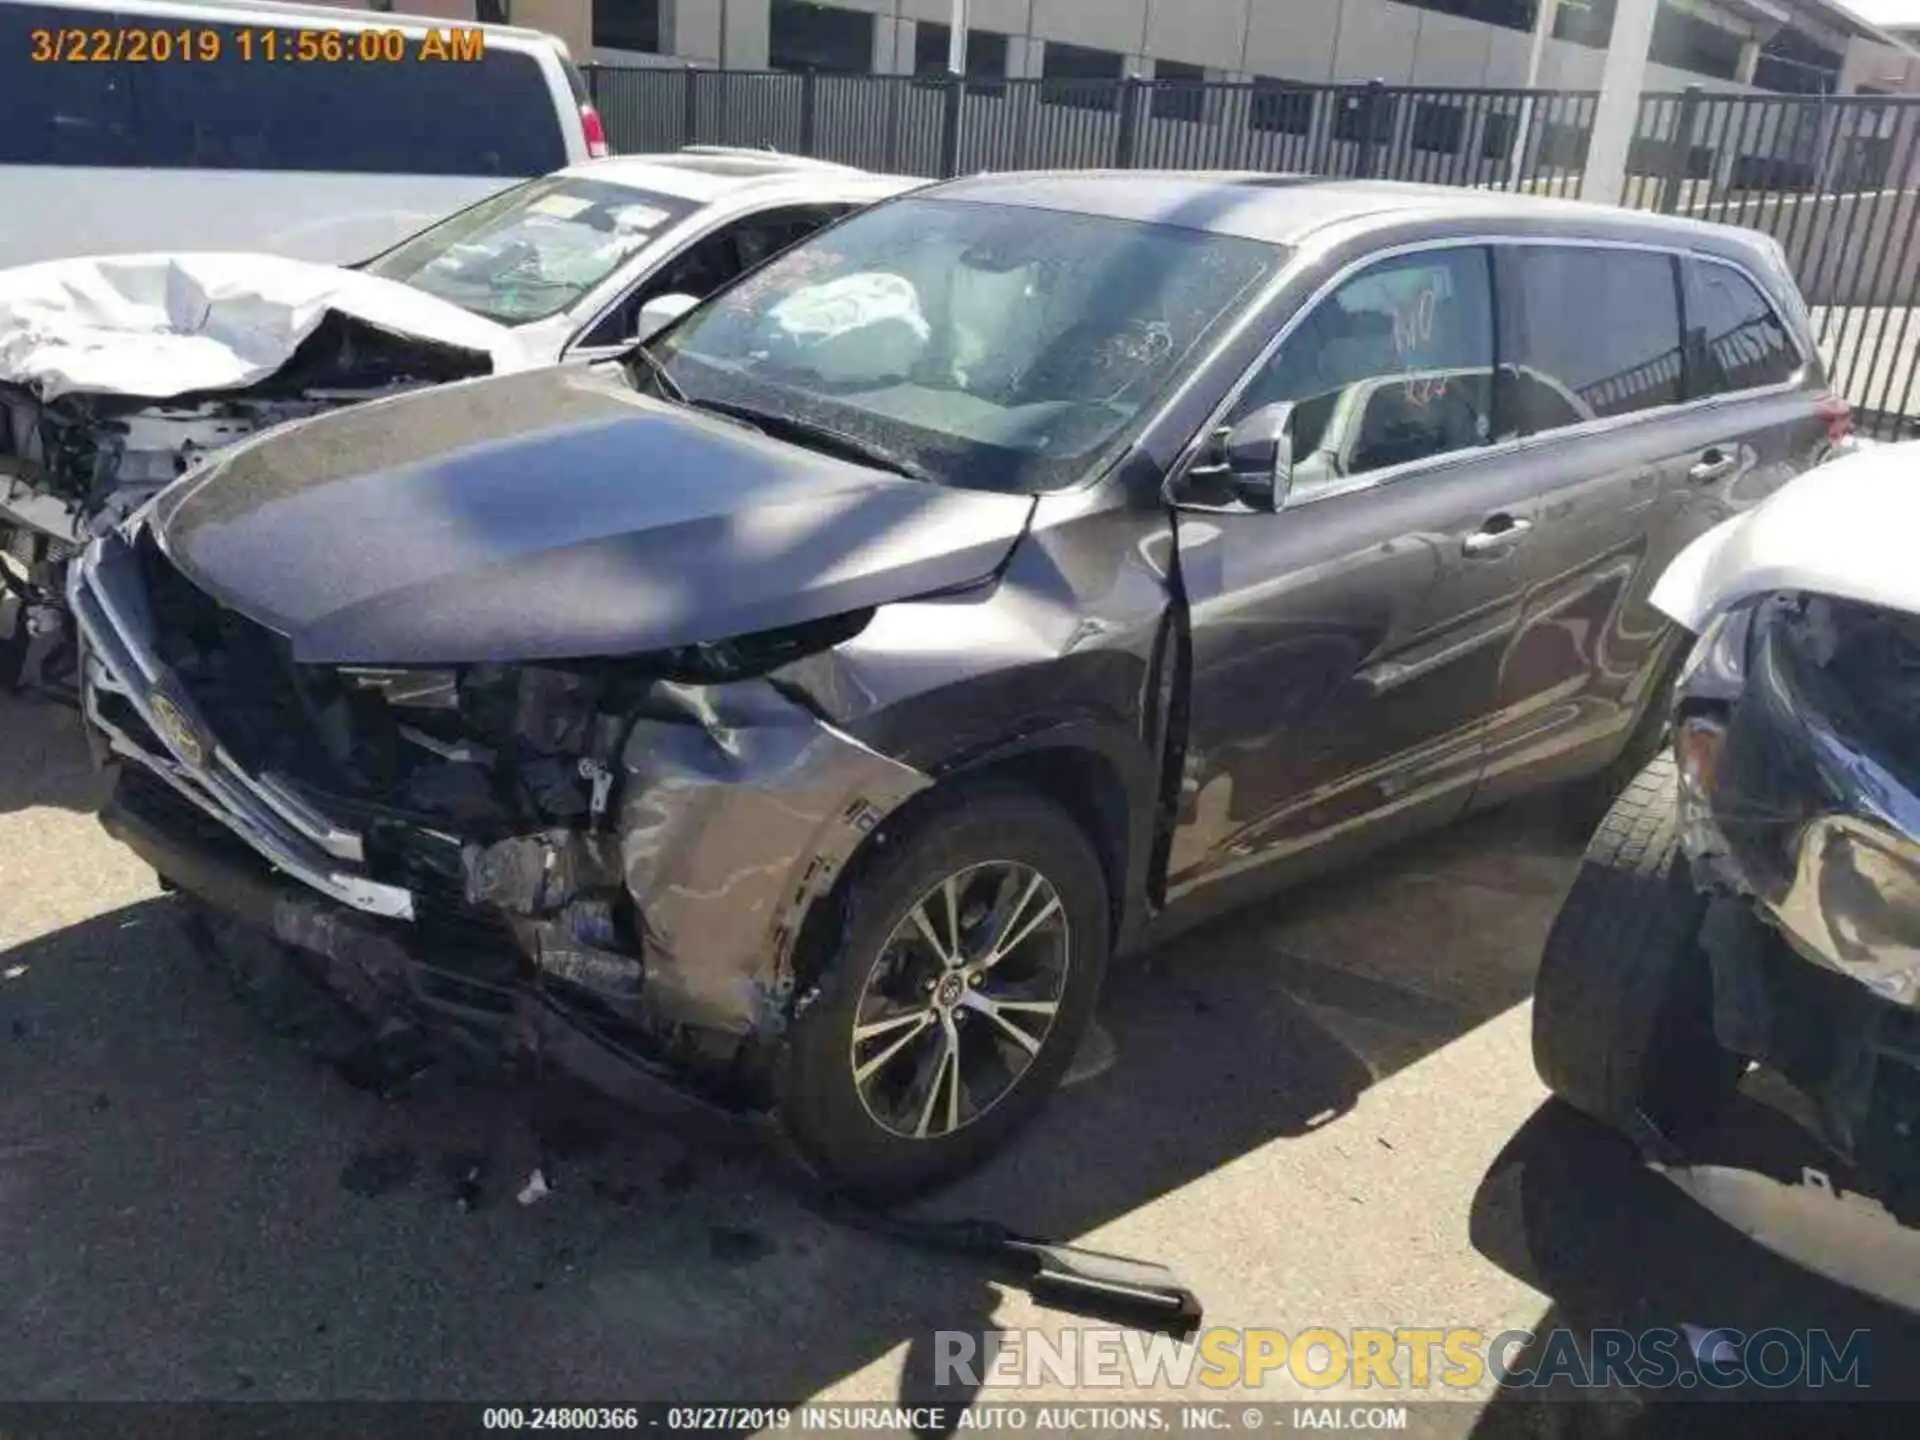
[676,144,861,170]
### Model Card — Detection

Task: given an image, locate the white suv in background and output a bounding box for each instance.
[0,0,608,267]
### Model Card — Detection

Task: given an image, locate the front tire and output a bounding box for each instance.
[777,788,1110,1201]
[1533,753,1741,1147]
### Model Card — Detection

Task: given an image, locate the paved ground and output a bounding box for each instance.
[4,687,1919,1434]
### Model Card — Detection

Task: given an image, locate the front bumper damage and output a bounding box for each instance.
[73,528,931,1115]
[1674,591,1920,1224]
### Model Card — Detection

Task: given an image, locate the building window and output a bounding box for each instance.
[1151,60,1207,123]
[770,0,874,74]
[1554,0,1615,49]
[1249,77,1312,135]
[1480,111,1517,161]
[1539,120,1591,170]
[1412,100,1464,154]
[1333,89,1397,144]
[476,0,509,24]
[1041,41,1124,113]
[1649,6,1740,81]
[914,23,1008,93]
[1755,30,1843,95]
[1401,0,1533,32]
[592,0,659,54]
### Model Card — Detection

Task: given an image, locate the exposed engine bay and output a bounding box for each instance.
[1656,453,1920,1226]
[79,522,924,1106]
[0,253,514,690]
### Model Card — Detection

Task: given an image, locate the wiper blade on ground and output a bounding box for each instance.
[688,399,935,482]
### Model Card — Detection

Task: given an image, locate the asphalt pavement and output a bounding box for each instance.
[4,687,1919,1435]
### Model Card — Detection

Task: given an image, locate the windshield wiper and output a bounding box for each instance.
[623,343,688,405]
[687,399,936,483]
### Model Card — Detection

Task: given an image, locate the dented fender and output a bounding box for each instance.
[613,677,931,1035]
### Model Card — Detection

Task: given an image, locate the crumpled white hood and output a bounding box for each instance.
[1652,442,1920,632]
[0,252,525,401]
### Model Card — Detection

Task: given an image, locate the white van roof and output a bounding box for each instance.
[5,0,565,47]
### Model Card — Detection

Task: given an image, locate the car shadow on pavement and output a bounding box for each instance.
[0,703,1583,1404]
[1465,1099,1920,1438]
[0,690,106,817]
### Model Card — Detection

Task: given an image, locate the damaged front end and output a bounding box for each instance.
[1670,585,1920,1221]
[75,522,930,1112]
[1,259,507,691]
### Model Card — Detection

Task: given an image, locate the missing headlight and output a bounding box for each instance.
[658,608,874,684]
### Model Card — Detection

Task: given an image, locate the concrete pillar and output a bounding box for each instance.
[721,0,769,68]
[1580,0,1658,206]
[876,15,913,73]
[1736,37,1762,87]
[1008,35,1042,79]
[663,0,723,64]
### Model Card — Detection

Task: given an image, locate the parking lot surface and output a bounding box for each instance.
[5,688,1919,1434]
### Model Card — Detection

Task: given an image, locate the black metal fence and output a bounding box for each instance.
[585,65,1920,439]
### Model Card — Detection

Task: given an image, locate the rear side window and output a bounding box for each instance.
[1498,246,1685,428]
[3,10,564,176]
[1688,259,1804,395]
[0,5,138,164]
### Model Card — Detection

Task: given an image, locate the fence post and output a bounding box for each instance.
[683,66,700,148]
[1660,85,1703,214]
[1114,74,1145,168]
[939,73,964,178]
[1355,79,1386,178]
[800,69,819,156]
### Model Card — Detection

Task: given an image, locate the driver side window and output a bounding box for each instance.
[1232,247,1495,492]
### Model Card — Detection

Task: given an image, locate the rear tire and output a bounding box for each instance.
[1533,753,1741,1145]
[776,787,1110,1202]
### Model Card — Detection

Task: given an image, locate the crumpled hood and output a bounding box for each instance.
[149,365,1035,664]
[0,252,526,400]
[1652,442,1920,633]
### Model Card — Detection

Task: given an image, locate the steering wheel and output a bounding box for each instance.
[1016,315,1176,407]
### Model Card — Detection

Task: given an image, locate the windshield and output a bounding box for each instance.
[650,198,1285,494]
[365,176,700,324]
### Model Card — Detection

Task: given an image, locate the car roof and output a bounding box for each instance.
[926,171,1777,259]
[44,0,563,47]
[561,149,924,205]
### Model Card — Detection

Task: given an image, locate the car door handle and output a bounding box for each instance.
[1689,448,1739,484]
[1462,516,1533,556]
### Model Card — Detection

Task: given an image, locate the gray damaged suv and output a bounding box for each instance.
[70,173,1843,1196]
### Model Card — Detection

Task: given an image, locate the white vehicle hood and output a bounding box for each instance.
[0,252,530,401]
[1652,442,1920,632]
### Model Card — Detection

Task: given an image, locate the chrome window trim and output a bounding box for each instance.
[1168,232,1811,512]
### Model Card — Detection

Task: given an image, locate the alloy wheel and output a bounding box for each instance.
[848,860,1071,1141]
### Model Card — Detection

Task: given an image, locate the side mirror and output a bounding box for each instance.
[635,292,700,344]
[1170,401,1296,513]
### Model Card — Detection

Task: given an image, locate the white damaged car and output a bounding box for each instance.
[1532,440,1920,1309]
[0,149,917,688]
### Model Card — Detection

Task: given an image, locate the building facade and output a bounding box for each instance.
[331,1,1920,96]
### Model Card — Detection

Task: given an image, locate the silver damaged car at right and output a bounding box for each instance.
[1532,441,1920,1301]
